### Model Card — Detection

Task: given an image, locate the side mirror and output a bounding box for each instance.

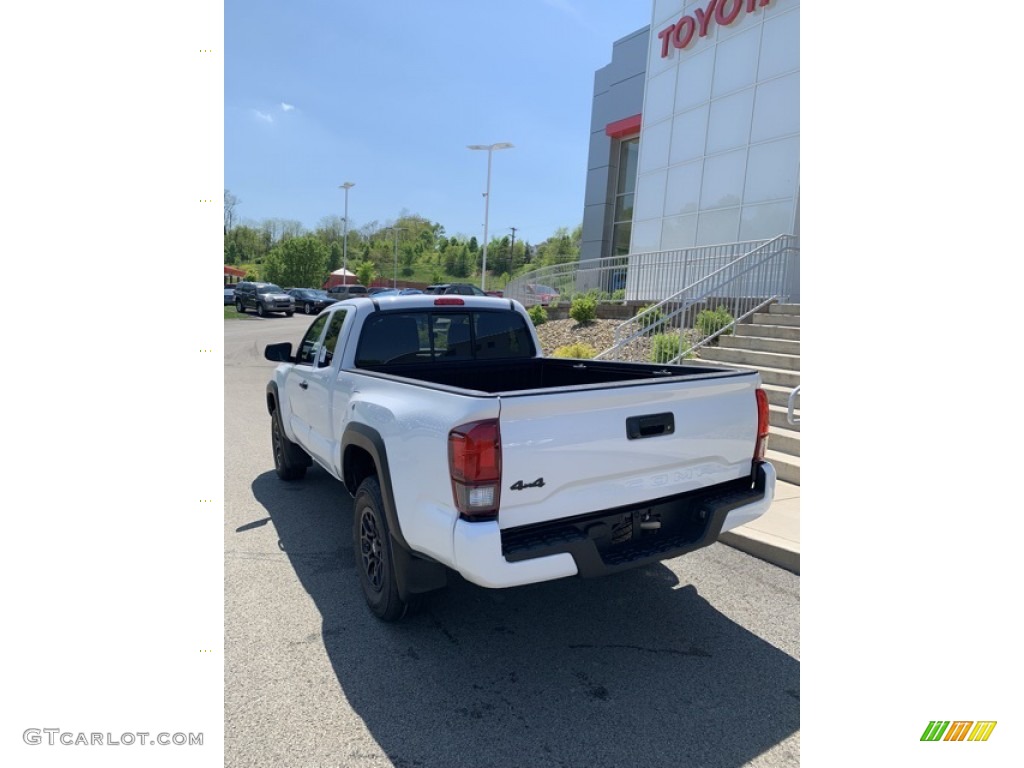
[264,342,294,363]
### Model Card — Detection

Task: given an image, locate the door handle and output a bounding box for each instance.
[626,412,674,440]
[299,381,308,390]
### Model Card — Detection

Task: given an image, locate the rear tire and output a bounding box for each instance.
[271,408,307,481]
[354,477,409,621]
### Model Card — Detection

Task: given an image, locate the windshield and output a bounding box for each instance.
[260,284,285,294]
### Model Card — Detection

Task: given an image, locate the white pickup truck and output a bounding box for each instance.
[264,295,775,620]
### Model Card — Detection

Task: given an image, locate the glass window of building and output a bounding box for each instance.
[612,137,639,256]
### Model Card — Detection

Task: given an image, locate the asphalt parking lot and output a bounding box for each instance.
[224,313,800,768]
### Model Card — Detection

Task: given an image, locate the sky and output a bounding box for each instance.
[225,0,653,245]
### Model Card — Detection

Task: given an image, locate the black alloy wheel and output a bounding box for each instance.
[271,409,307,481]
[359,509,385,593]
[353,477,408,621]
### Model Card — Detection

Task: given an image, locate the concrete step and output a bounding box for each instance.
[753,311,800,327]
[698,346,801,371]
[769,303,800,316]
[720,334,800,356]
[706,362,800,389]
[763,383,800,409]
[737,323,801,341]
[769,405,800,432]
[766,449,799,485]
[769,424,800,455]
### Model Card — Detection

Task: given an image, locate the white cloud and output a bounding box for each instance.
[281,102,295,112]
[253,110,274,123]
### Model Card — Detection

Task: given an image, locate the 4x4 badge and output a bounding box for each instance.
[510,478,545,491]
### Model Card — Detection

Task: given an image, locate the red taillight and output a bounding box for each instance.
[448,419,501,520]
[435,297,465,306]
[754,388,770,462]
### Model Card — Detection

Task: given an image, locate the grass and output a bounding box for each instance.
[224,305,257,320]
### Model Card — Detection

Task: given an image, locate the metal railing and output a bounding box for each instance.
[503,239,775,307]
[596,234,800,362]
[787,385,801,426]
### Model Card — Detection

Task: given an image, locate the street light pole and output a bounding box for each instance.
[339,182,354,285]
[387,226,406,289]
[467,142,513,292]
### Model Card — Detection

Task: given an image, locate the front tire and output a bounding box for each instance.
[236,301,245,313]
[257,303,267,317]
[354,477,409,621]
[271,408,307,481]
[304,302,313,314]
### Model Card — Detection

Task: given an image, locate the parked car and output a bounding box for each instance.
[367,287,395,296]
[224,285,235,305]
[233,281,295,317]
[425,283,488,296]
[399,288,423,295]
[326,284,369,301]
[522,283,560,306]
[289,288,338,315]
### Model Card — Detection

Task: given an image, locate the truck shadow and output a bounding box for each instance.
[250,469,799,768]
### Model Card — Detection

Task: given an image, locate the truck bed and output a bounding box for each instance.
[355,357,748,395]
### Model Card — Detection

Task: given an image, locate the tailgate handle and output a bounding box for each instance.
[626,412,674,440]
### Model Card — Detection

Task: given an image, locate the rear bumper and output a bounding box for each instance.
[451,462,776,587]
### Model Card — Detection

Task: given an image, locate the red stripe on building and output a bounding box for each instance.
[605,114,642,138]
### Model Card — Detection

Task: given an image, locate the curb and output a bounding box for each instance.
[719,530,800,575]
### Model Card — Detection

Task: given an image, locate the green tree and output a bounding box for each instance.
[328,242,343,274]
[354,260,377,286]
[262,235,329,288]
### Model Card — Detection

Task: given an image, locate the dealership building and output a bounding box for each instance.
[581,0,799,300]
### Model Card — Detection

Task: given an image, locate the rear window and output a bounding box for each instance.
[355,310,535,367]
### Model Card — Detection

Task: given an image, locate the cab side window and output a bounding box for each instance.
[296,315,329,366]
[319,310,348,367]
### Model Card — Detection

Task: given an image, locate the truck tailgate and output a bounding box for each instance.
[496,373,760,530]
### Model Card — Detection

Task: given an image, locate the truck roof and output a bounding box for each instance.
[337,294,520,312]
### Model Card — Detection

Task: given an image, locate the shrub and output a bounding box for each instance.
[636,304,665,334]
[650,333,682,363]
[569,294,597,324]
[528,305,548,326]
[694,305,735,339]
[611,289,626,302]
[552,342,597,359]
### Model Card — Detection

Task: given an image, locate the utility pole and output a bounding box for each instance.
[339,182,354,285]
[508,226,517,274]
